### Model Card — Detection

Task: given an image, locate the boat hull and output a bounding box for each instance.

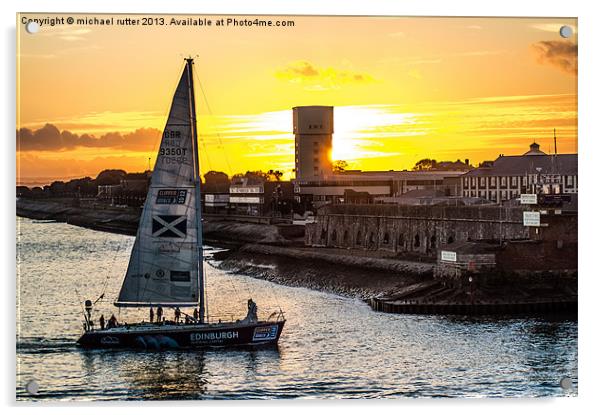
[77,320,285,349]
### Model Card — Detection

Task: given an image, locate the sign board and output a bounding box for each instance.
[441,250,457,262]
[523,211,541,227]
[520,194,537,205]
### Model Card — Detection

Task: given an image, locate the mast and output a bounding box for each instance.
[185,57,205,323]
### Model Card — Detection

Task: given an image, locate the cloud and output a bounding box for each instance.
[17,123,161,152]
[531,40,577,75]
[275,60,375,89]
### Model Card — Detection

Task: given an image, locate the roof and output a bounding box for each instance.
[464,153,577,177]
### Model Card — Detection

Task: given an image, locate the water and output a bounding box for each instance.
[16,217,578,400]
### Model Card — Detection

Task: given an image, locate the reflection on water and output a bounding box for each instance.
[16,218,577,400]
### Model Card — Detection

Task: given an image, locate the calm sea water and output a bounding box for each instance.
[16,217,577,400]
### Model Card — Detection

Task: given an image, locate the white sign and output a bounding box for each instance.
[229,196,261,204]
[520,194,538,204]
[441,250,457,262]
[523,211,541,227]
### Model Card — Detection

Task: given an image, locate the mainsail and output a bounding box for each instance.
[115,60,203,309]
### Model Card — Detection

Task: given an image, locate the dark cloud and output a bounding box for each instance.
[17,123,161,152]
[531,40,577,75]
[290,61,319,77]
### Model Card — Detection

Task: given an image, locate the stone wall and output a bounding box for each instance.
[306,204,530,256]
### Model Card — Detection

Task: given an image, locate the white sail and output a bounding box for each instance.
[115,62,202,307]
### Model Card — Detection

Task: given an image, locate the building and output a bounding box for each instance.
[294,170,466,206]
[461,142,578,203]
[292,105,468,208]
[229,177,294,216]
[293,106,334,180]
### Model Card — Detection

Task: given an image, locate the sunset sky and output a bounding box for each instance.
[16,14,577,185]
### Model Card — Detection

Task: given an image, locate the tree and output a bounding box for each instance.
[49,181,66,195]
[412,158,437,171]
[333,160,348,173]
[232,170,283,183]
[96,169,126,186]
[266,169,283,181]
[203,170,230,185]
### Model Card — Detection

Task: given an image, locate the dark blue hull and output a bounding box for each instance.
[77,320,285,349]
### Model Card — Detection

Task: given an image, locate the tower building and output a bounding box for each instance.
[293,106,334,180]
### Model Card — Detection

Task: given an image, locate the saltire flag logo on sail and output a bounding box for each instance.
[152,215,187,238]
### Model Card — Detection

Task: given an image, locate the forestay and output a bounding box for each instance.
[115,63,201,307]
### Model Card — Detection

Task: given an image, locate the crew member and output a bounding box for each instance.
[193,308,198,321]
[157,305,163,323]
[99,314,105,330]
[245,298,258,323]
[149,307,154,323]
[175,307,181,324]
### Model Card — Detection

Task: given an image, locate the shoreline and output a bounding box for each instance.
[17,198,577,316]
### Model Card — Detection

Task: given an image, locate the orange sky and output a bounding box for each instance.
[16,14,577,185]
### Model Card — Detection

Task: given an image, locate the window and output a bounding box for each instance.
[511,176,517,187]
[414,234,420,248]
[343,230,349,243]
[447,235,454,244]
[567,176,573,186]
[501,177,507,186]
[480,177,486,187]
[356,231,362,245]
[398,234,404,248]
[490,177,496,186]
[331,230,337,243]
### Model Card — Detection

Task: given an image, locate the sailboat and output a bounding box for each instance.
[77,58,286,349]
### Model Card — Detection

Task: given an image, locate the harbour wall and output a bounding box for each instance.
[306,204,530,254]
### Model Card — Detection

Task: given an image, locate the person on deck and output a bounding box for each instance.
[175,307,181,324]
[149,307,154,323]
[193,308,198,321]
[108,314,118,329]
[245,298,258,323]
[157,306,163,323]
[99,314,105,330]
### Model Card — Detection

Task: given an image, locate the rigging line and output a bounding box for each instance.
[193,68,232,175]
[99,236,124,302]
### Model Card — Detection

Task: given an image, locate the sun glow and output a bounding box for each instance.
[332,106,421,163]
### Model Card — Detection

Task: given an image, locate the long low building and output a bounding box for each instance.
[293,170,467,205]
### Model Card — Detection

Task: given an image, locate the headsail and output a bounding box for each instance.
[115,61,202,308]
